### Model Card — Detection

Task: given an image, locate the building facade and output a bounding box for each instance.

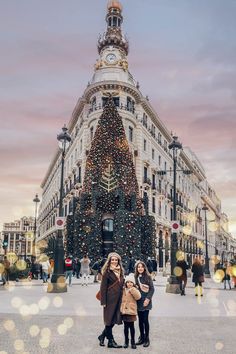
[0,217,35,260]
[38,1,235,268]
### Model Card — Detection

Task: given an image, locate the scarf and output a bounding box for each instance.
[110,264,121,280]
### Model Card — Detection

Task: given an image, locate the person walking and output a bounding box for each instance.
[64,255,73,287]
[146,257,153,274]
[91,259,101,283]
[41,257,51,283]
[176,258,189,296]
[73,257,81,279]
[2,256,10,285]
[223,261,231,290]
[80,254,91,286]
[135,260,155,348]
[151,257,157,281]
[98,252,124,349]
[191,258,204,297]
[120,273,141,349]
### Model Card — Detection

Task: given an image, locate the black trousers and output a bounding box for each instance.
[138,310,149,339]
[124,321,135,343]
[104,324,114,340]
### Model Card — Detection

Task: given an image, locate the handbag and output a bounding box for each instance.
[138,277,150,293]
[96,279,119,301]
[199,275,205,283]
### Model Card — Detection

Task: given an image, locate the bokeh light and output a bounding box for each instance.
[38,296,50,310]
[176,250,184,261]
[14,339,24,351]
[29,303,39,315]
[210,255,221,266]
[213,269,225,283]
[174,266,183,277]
[215,342,224,351]
[3,319,15,331]
[39,337,50,349]
[208,222,219,232]
[19,305,30,317]
[29,325,40,337]
[64,317,74,329]
[16,260,27,271]
[53,296,63,308]
[57,324,67,335]
[41,327,51,338]
[11,297,23,309]
[182,225,192,235]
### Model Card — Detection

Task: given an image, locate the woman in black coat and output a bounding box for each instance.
[223,262,231,290]
[98,252,124,348]
[191,258,204,297]
[134,261,155,348]
[176,258,189,296]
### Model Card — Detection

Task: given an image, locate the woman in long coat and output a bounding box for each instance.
[191,258,204,297]
[98,252,124,348]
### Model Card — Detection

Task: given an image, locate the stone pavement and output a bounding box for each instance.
[0,274,236,354]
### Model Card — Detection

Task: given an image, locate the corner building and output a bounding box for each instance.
[38,1,235,268]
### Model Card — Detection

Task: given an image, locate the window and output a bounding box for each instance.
[102,96,119,107]
[152,174,156,189]
[158,201,162,216]
[151,124,156,138]
[77,166,81,183]
[164,140,167,151]
[128,126,133,142]
[143,113,148,128]
[152,148,155,160]
[143,139,147,151]
[158,133,162,144]
[90,126,94,141]
[158,155,161,165]
[164,162,167,171]
[91,96,96,111]
[127,96,135,112]
[152,197,156,213]
[103,219,114,232]
[144,166,148,181]
[159,179,162,193]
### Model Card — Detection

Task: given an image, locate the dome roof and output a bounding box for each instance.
[107,0,123,11]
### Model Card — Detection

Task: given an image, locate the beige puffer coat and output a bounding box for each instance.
[120,286,141,316]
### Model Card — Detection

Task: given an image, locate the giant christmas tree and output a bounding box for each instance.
[66,94,156,267]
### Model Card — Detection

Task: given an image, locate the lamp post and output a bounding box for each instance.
[33,194,40,260]
[48,125,71,293]
[168,136,182,291]
[202,204,211,277]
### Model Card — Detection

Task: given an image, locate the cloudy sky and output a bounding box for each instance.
[0,0,235,234]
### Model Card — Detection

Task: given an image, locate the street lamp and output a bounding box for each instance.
[33,194,40,260]
[202,204,211,277]
[48,125,71,293]
[168,136,182,291]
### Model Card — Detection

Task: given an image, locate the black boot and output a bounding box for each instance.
[98,330,106,346]
[143,336,150,347]
[123,339,129,348]
[108,339,122,348]
[131,340,136,349]
[136,336,144,345]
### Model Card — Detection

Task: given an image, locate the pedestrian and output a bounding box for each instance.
[127,255,135,274]
[134,260,155,347]
[73,257,81,279]
[91,259,100,282]
[120,273,141,349]
[40,257,51,283]
[80,254,91,286]
[223,261,231,290]
[98,252,124,348]
[151,257,157,281]
[146,257,153,274]
[176,257,189,296]
[2,256,10,285]
[64,255,73,286]
[191,258,204,297]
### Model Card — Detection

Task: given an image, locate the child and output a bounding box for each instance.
[120,273,141,349]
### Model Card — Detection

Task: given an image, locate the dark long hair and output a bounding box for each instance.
[134,260,151,283]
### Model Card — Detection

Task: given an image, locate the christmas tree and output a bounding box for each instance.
[66,94,156,267]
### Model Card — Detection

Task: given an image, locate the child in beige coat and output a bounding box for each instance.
[120,273,141,349]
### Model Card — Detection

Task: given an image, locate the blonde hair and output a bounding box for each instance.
[101,253,124,276]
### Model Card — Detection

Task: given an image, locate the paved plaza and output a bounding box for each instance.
[0,275,236,354]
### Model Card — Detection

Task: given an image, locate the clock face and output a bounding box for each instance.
[105,53,117,64]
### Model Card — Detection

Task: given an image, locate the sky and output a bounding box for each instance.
[0,0,235,235]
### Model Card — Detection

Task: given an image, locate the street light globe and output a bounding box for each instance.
[57,125,71,151]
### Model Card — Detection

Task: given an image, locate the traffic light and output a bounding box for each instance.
[2,241,8,248]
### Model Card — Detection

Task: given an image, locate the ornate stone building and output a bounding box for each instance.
[38,0,235,268]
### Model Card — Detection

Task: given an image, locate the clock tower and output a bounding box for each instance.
[92,0,135,86]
